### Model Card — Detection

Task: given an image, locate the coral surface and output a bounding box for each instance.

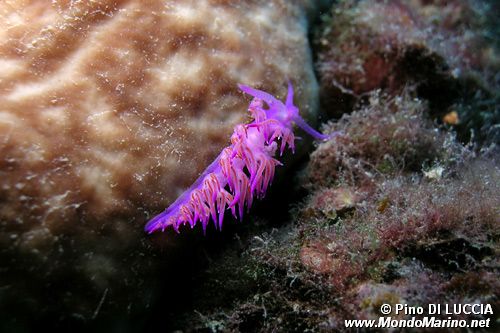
[0,0,318,229]
[0,0,323,329]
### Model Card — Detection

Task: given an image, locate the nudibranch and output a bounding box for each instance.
[145,82,334,234]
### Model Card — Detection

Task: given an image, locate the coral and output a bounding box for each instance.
[0,0,325,328]
[0,0,319,229]
[146,83,332,234]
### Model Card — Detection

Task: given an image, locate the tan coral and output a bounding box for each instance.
[0,0,321,321]
[0,0,318,233]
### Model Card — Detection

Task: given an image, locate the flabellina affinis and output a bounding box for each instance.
[145,82,335,234]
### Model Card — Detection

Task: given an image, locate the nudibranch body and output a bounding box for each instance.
[146,82,333,234]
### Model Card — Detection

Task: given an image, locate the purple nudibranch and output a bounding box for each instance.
[145,82,334,234]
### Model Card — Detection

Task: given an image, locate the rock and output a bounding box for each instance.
[315,0,499,133]
[308,187,358,219]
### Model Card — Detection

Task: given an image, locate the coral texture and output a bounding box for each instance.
[147,83,331,234]
[0,0,318,232]
[0,0,322,328]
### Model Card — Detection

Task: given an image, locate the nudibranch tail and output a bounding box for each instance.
[146,83,330,234]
